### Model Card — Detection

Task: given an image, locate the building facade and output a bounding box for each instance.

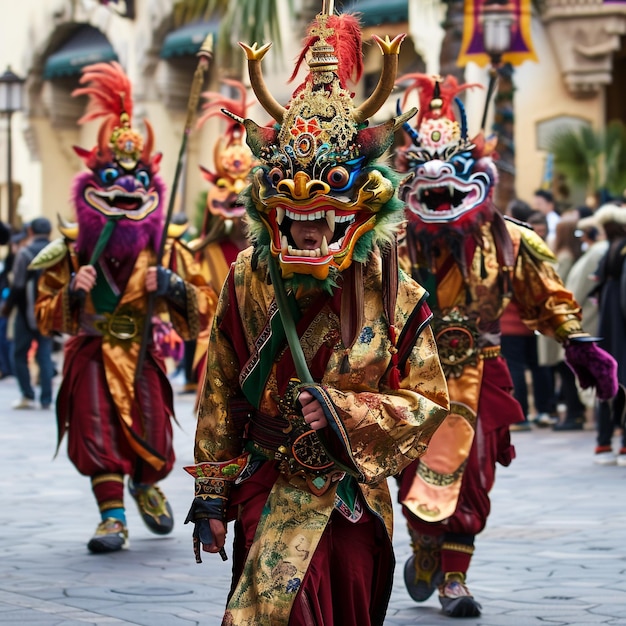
[0,0,624,232]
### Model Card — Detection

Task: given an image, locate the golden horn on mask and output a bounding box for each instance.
[239,42,287,124]
[141,118,155,164]
[353,33,405,124]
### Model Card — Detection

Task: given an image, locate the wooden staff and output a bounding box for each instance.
[134,33,214,384]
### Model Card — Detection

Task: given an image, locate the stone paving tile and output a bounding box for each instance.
[3,374,626,624]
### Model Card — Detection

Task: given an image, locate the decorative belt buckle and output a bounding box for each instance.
[108,314,138,340]
[433,309,480,378]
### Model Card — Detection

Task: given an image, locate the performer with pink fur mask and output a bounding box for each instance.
[33,62,215,553]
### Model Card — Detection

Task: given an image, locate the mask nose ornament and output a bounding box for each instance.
[276,172,330,200]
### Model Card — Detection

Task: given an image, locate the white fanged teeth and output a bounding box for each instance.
[276,208,285,225]
[321,236,328,255]
[326,210,335,231]
[281,235,289,254]
[284,245,323,258]
[329,236,345,252]
[448,183,454,196]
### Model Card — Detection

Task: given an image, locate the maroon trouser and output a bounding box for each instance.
[59,335,175,483]
[398,358,520,574]
[229,463,394,626]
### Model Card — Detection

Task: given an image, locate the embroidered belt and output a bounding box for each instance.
[432,309,501,377]
[80,310,144,345]
[246,411,343,496]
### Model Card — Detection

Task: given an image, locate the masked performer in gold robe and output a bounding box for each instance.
[184,80,255,395]
[185,8,450,626]
[394,73,618,617]
[33,62,214,553]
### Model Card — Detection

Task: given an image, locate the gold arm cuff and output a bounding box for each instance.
[480,346,501,360]
[555,318,585,342]
[442,542,475,555]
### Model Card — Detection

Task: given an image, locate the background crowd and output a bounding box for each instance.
[2,183,624,469]
[501,189,626,466]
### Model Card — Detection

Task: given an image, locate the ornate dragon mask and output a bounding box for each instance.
[196,79,255,222]
[229,8,414,287]
[395,74,498,236]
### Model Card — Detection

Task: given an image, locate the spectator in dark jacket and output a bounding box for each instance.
[2,217,55,409]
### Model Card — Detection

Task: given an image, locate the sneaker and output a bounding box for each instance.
[617,448,626,466]
[594,446,617,465]
[87,518,129,553]
[534,413,558,427]
[438,573,482,618]
[128,479,174,535]
[510,421,532,432]
[40,403,51,410]
[12,397,35,409]
[404,534,444,602]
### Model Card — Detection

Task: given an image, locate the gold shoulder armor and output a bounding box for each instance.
[57,213,78,241]
[28,238,69,270]
[518,226,556,263]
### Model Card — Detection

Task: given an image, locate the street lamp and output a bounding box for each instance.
[479,1,516,130]
[0,67,25,227]
[480,1,516,67]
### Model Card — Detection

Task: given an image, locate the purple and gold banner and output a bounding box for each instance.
[457,0,537,67]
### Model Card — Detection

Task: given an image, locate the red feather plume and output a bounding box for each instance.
[289,13,364,91]
[196,78,256,143]
[71,61,134,126]
[396,73,482,130]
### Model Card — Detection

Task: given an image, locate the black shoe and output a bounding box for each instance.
[553,420,584,431]
[439,574,482,618]
[404,534,444,602]
[128,479,174,535]
[87,518,129,553]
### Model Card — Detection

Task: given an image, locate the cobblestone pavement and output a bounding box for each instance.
[1,371,626,625]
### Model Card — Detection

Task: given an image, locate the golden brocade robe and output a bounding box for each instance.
[192,240,234,369]
[399,220,585,522]
[35,237,216,469]
[193,247,450,624]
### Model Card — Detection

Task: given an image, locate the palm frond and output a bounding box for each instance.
[174,0,294,64]
[547,126,599,194]
[603,120,626,196]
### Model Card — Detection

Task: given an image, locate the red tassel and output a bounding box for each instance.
[388,361,401,390]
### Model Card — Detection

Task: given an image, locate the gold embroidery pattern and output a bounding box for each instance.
[417,459,468,487]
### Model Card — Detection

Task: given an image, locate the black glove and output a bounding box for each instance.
[184,496,227,564]
[155,266,187,309]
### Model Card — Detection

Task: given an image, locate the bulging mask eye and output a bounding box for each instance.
[326,166,349,189]
[100,167,119,185]
[135,170,151,188]
[268,167,285,186]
